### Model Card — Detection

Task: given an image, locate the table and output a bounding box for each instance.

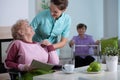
[33,64,120,80]
[0,27,13,63]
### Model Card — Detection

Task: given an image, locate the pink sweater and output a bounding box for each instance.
[5,40,59,71]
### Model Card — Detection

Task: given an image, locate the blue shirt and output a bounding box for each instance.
[31,9,71,44]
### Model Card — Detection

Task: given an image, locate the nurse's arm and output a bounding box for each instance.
[53,37,67,49]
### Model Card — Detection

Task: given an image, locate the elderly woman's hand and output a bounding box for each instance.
[69,40,75,47]
[95,40,100,45]
[41,39,51,46]
[23,65,32,71]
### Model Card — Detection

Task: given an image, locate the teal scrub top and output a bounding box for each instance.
[30,9,71,44]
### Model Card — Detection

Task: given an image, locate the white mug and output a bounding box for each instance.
[62,64,75,73]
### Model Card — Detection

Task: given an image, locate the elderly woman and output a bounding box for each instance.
[5,19,59,79]
[69,23,99,68]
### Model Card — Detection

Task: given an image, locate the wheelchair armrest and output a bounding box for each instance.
[7,69,26,80]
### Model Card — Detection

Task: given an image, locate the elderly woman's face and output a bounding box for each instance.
[50,3,64,19]
[21,21,35,37]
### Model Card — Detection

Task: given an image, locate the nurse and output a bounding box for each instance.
[31,0,71,55]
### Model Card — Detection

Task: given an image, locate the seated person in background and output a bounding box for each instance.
[5,19,59,79]
[69,23,99,67]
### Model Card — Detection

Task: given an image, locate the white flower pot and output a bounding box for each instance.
[106,56,118,72]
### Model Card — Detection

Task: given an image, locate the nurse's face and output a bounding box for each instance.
[50,3,65,19]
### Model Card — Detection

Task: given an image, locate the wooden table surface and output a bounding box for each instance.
[0,27,12,39]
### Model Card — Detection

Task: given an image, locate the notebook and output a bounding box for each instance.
[30,59,62,71]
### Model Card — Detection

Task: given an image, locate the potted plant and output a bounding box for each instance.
[104,47,120,56]
[104,47,120,71]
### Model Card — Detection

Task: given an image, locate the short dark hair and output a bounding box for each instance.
[77,23,87,30]
[51,0,68,10]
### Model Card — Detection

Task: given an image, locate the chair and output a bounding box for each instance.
[7,69,25,80]
[0,63,7,73]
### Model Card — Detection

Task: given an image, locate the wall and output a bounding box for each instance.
[0,0,119,38]
[66,0,103,40]
[118,0,120,40]
[0,0,29,26]
[118,0,120,39]
[104,0,119,38]
[29,0,36,22]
